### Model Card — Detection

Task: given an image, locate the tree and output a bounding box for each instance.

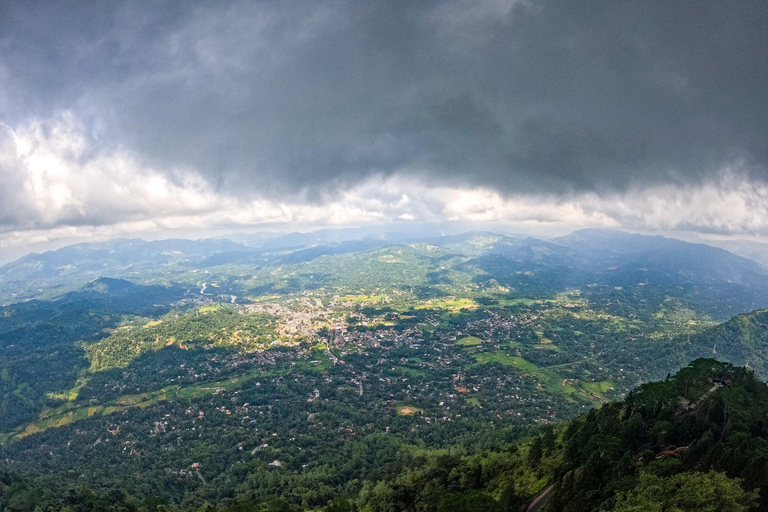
[611,471,758,512]
[437,491,502,512]
[528,437,543,468]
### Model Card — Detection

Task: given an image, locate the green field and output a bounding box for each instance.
[395,366,427,378]
[535,371,579,394]
[416,298,477,312]
[470,351,612,403]
[456,336,482,346]
[2,365,296,444]
[473,352,539,371]
[496,298,543,307]
[581,381,615,399]
[339,294,386,303]
[295,350,333,372]
[581,381,611,393]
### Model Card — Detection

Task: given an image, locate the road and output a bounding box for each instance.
[526,484,555,512]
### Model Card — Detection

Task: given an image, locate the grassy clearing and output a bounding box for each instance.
[177,375,255,400]
[470,346,603,400]
[396,405,423,416]
[3,364,294,444]
[508,356,540,371]
[416,298,477,312]
[466,397,481,407]
[581,381,613,393]
[496,298,543,307]
[395,366,427,378]
[581,381,615,398]
[340,294,386,304]
[456,336,482,346]
[10,386,184,441]
[246,295,282,303]
[11,406,97,442]
[473,352,539,371]
[46,376,89,401]
[536,372,579,394]
[553,290,587,306]
[527,368,614,403]
[294,350,333,372]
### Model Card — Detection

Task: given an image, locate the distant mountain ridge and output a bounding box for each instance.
[695,237,768,268]
[2,228,768,320]
[555,228,768,286]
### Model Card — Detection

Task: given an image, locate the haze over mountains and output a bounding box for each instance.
[3,228,768,319]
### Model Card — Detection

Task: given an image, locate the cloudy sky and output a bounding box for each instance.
[1,0,767,256]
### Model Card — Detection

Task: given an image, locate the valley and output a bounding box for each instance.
[1,228,768,511]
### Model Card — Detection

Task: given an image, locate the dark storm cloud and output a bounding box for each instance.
[1,0,767,197]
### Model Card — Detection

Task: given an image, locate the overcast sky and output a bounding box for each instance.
[1,0,767,256]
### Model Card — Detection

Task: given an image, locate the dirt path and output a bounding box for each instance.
[526,484,555,512]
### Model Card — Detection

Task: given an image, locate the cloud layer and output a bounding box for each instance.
[2,116,768,256]
[0,0,767,250]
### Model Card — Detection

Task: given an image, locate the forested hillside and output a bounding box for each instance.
[2,359,768,511]
[660,309,768,377]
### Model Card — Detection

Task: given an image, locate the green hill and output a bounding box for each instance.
[661,309,768,378]
[547,358,767,511]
